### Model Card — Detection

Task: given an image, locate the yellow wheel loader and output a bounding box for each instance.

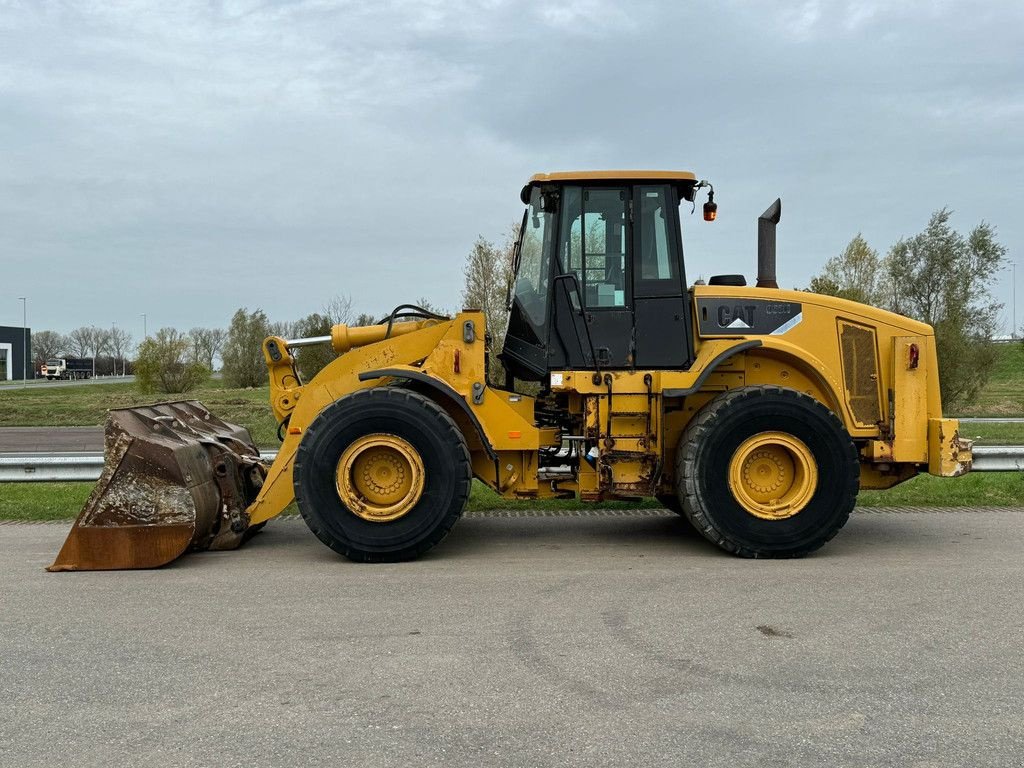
[49,171,972,571]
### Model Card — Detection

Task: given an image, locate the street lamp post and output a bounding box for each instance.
[1012,262,1017,339]
[1003,262,1018,339]
[18,297,27,387]
[141,313,147,340]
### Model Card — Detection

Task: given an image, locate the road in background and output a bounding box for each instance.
[0,427,103,453]
[2,509,1021,767]
[0,375,135,390]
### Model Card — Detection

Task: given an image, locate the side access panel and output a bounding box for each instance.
[633,296,690,368]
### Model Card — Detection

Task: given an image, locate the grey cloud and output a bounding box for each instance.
[1,0,1021,335]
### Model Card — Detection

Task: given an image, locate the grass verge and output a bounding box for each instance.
[0,483,94,521]
[959,421,1024,445]
[953,341,1024,416]
[0,379,279,447]
[857,471,1024,507]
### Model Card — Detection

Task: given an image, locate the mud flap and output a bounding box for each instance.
[48,402,267,571]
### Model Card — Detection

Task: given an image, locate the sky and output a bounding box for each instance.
[1,0,1022,339]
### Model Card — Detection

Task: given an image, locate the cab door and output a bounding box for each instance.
[554,185,634,368]
[631,185,692,368]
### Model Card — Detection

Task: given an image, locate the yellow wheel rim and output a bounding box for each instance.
[727,431,818,520]
[336,434,425,523]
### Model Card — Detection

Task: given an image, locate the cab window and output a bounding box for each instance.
[634,185,684,297]
[512,187,554,332]
[560,186,628,309]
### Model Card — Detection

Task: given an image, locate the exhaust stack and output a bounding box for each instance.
[756,198,782,289]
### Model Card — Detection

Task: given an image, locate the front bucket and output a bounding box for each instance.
[49,401,266,571]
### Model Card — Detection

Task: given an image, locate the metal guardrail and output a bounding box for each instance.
[0,454,105,482]
[0,447,1018,482]
[970,445,1024,472]
[0,451,279,483]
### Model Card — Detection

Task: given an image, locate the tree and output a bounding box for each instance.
[66,327,92,358]
[268,320,298,339]
[221,308,271,388]
[461,226,517,346]
[86,327,111,377]
[380,298,449,325]
[66,326,109,375]
[281,297,363,381]
[292,312,335,380]
[805,212,1007,410]
[189,327,226,371]
[884,209,1006,408]
[108,327,133,376]
[31,331,66,368]
[413,296,447,317]
[135,328,210,394]
[323,295,355,325]
[805,234,883,305]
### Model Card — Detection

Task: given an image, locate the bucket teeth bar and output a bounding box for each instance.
[48,401,266,571]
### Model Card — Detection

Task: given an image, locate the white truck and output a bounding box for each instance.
[42,358,93,380]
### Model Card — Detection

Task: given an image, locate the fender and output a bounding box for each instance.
[358,368,498,460]
[753,337,848,421]
[663,340,761,397]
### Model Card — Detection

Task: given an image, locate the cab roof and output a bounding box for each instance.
[522,170,698,203]
[528,170,697,184]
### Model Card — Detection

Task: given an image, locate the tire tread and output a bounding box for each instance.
[676,385,859,558]
[293,387,472,562]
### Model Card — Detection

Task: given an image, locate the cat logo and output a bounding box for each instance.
[718,305,755,329]
[697,298,803,337]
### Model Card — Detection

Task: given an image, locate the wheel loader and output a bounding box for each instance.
[49,170,973,571]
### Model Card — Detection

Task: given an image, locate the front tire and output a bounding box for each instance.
[293,387,472,562]
[677,386,858,558]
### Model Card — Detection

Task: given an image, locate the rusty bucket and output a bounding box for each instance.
[49,402,266,571]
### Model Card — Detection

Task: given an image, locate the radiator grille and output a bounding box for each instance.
[839,321,882,428]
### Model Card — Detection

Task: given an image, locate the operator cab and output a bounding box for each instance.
[502,171,700,381]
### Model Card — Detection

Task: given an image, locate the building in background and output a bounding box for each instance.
[0,325,32,380]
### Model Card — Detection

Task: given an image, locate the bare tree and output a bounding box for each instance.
[31,331,66,369]
[462,227,517,346]
[189,328,209,365]
[66,327,92,358]
[208,328,226,368]
[268,320,299,339]
[108,327,133,376]
[323,295,355,325]
[86,327,111,377]
[189,327,227,371]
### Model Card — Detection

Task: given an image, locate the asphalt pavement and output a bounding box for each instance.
[1,508,1022,767]
[0,426,104,452]
[0,374,135,390]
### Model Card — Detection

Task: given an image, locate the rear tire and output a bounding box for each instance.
[293,387,471,562]
[677,386,858,558]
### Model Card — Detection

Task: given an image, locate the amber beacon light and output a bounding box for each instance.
[703,189,718,222]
